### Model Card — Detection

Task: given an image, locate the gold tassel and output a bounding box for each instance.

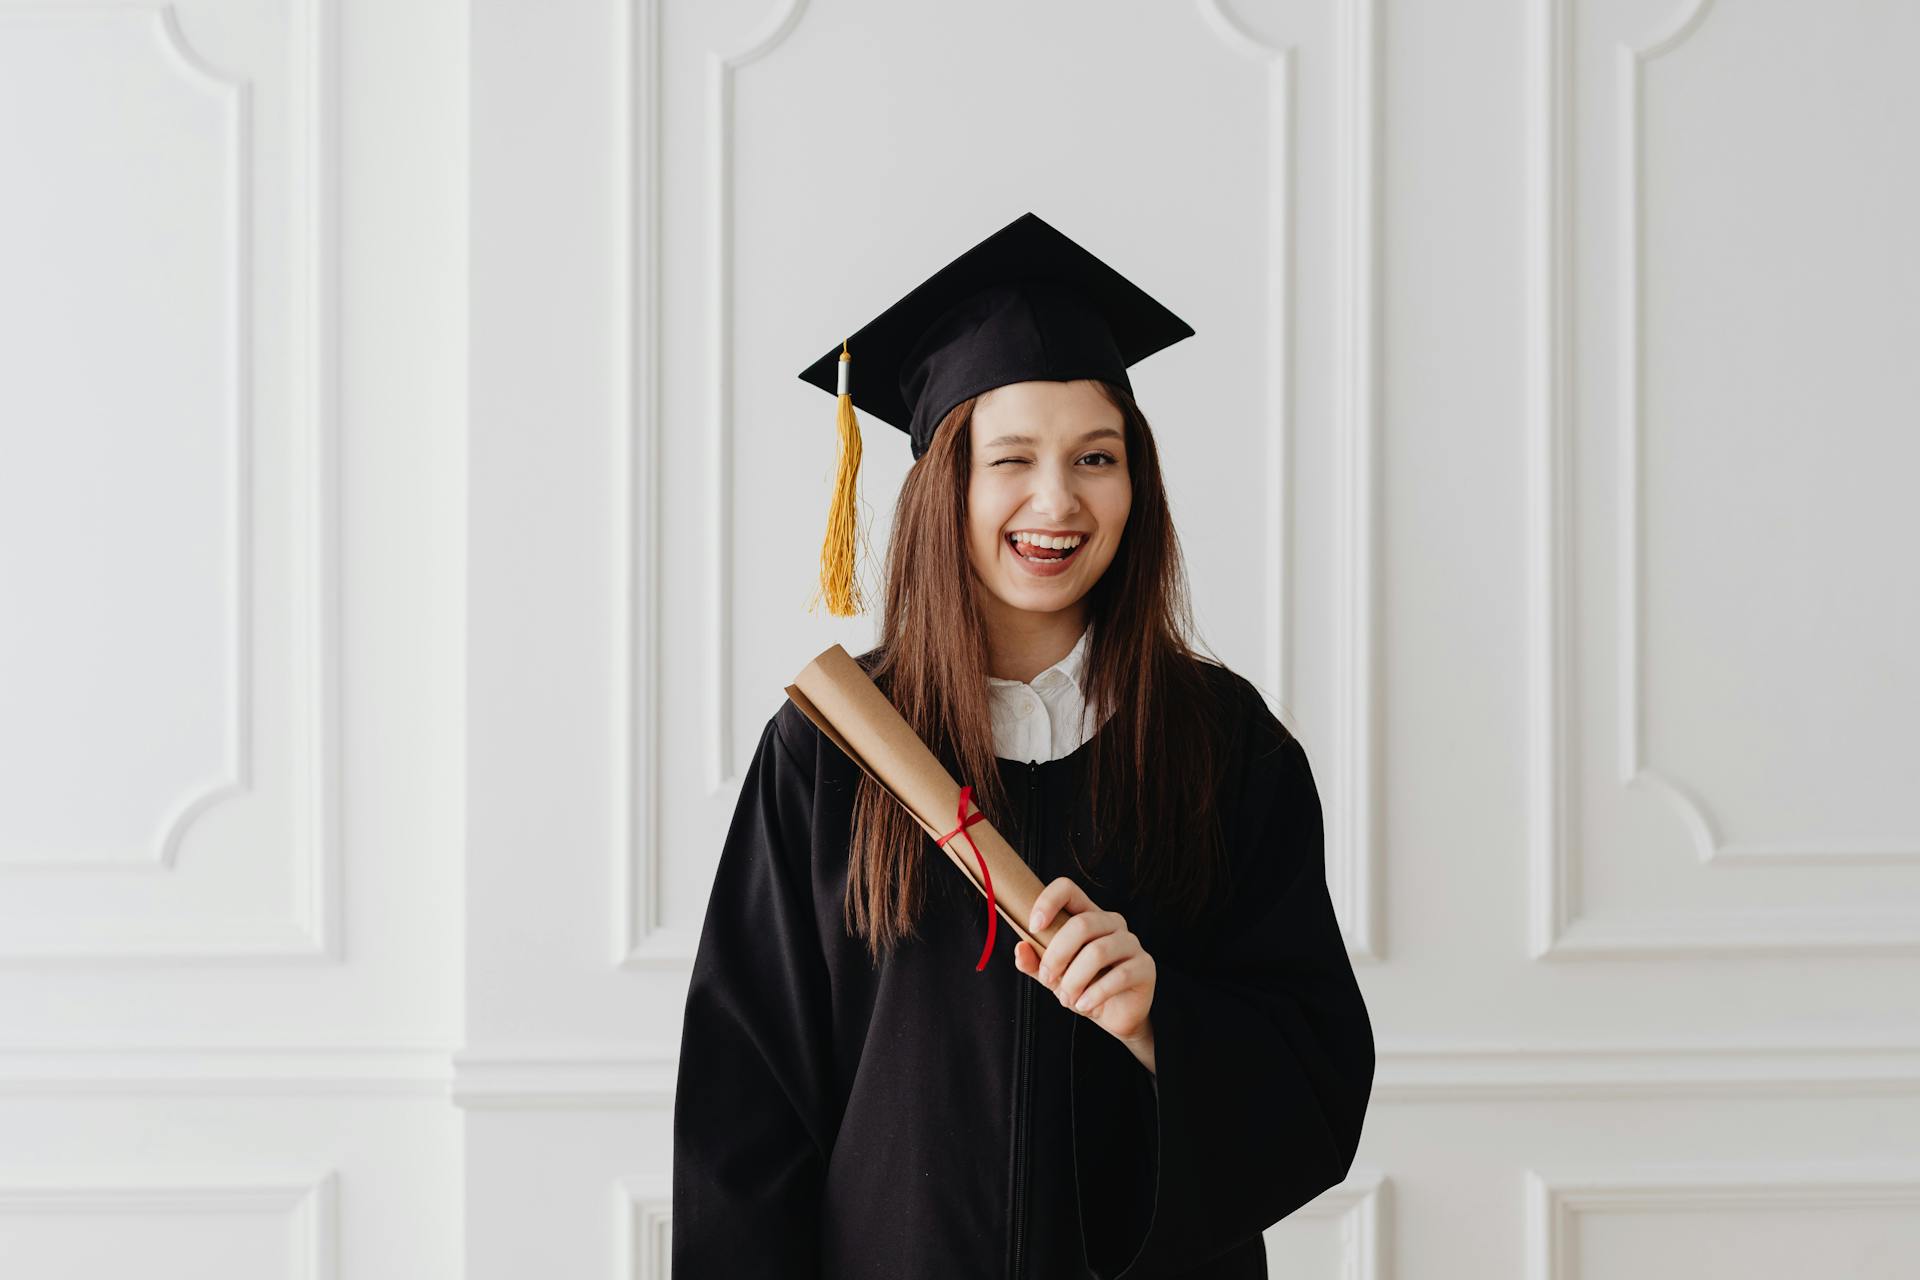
[809,341,866,617]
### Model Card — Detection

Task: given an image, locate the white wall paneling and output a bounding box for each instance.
[470,0,1920,1274]
[1,0,464,1273]
[1526,1161,1920,1279]
[0,1169,338,1279]
[644,0,1388,967]
[1525,0,1920,958]
[0,0,339,961]
[9,0,1917,1275]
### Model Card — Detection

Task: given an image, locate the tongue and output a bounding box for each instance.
[1020,541,1067,560]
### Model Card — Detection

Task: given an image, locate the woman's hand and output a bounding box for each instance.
[1014,876,1157,1055]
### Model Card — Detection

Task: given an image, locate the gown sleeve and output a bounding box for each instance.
[672,708,837,1277]
[1068,718,1376,1278]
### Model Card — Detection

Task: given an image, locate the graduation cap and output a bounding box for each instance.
[797,210,1195,617]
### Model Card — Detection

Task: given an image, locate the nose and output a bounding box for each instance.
[1028,459,1082,520]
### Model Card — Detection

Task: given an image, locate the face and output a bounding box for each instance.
[965,379,1132,622]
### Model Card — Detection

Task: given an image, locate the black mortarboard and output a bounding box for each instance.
[797,211,1194,617]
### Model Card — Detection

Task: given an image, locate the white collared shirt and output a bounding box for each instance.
[987,623,1105,763]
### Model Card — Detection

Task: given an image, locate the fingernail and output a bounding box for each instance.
[1029,908,1042,930]
[1074,996,1092,1012]
[1038,966,1052,983]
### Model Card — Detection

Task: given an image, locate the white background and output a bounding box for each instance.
[2,0,1917,1276]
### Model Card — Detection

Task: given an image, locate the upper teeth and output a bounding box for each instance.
[1010,532,1083,549]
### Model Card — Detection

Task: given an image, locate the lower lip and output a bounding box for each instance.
[1005,536,1084,578]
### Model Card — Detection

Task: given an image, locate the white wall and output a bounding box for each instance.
[7,0,1918,1276]
[0,0,467,1274]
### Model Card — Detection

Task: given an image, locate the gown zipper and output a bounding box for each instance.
[1011,759,1039,1279]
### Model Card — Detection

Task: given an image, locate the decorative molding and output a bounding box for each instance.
[617,0,812,969]
[1330,0,1383,963]
[1523,0,1920,957]
[1374,1039,1920,1101]
[1194,0,1383,967]
[1537,907,1920,960]
[613,0,687,969]
[452,1046,676,1110]
[704,0,812,800]
[617,1176,672,1280]
[440,1039,1920,1109]
[0,0,251,878]
[0,1046,451,1095]
[0,1168,338,1278]
[1615,0,1918,871]
[1198,0,1294,723]
[0,0,341,962]
[12,1037,1920,1103]
[1279,1168,1389,1278]
[1522,0,1578,962]
[1695,838,1920,867]
[7,1038,1891,1104]
[1526,1160,1920,1280]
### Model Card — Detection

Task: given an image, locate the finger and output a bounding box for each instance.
[1027,876,1066,932]
[1029,876,1097,933]
[1058,878,1097,916]
[1036,913,1090,982]
[1056,936,1133,1009]
[1068,960,1133,1017]
[1037,911,1125,984]
[1067,955,1143,1015]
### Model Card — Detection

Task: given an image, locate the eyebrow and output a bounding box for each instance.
[983,426,1124,449]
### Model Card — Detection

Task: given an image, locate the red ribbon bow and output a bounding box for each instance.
[937,784,996,970]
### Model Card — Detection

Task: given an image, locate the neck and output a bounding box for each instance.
[981,599,1087,684]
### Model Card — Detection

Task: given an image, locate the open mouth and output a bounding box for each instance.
[1006,533,1086,564]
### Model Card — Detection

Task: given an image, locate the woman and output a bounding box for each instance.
[672,212,1375,1278]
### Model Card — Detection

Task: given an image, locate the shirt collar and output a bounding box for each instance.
[987,622,1092,695]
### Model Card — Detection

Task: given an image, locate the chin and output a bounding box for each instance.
[1009,594,1080,613]
[996,578,1091,611]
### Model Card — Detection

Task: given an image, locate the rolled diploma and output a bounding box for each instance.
[785,643,1059,953]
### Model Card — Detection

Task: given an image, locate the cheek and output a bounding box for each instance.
[967,524,997,565]
[1094,492,1130,564]
[965,482,1006,550]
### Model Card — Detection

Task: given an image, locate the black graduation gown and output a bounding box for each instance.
[671,660,1375,1278]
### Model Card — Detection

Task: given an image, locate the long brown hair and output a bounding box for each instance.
[843,380,1242,966]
